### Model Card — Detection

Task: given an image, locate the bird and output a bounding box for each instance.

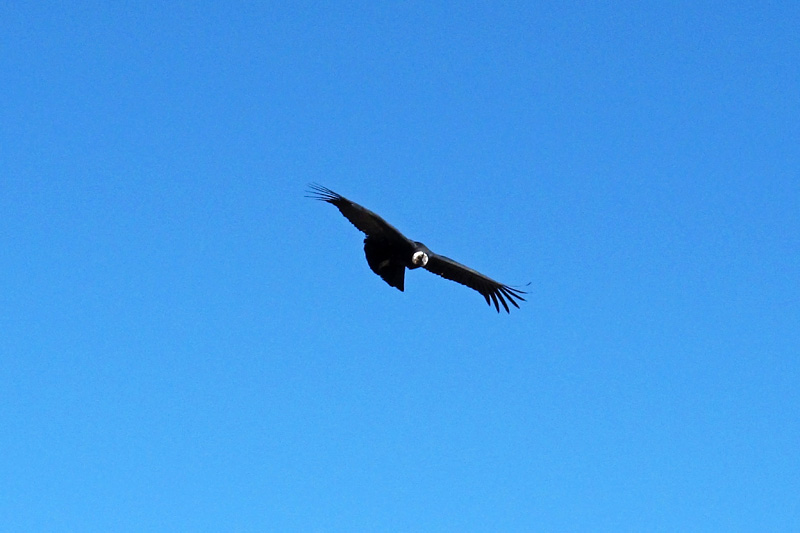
[306,183,527,313]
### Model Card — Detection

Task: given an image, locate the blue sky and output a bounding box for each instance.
[2,1,799,530]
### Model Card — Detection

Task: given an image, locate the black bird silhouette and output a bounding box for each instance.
[306,184,527,313]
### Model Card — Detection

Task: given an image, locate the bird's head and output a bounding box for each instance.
[411,250,428,267]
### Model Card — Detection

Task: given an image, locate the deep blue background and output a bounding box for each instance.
[2,2,798,530]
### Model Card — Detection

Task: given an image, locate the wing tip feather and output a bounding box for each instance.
[305,183,341,203]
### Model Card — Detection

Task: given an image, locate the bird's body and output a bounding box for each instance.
[306,184,526,313]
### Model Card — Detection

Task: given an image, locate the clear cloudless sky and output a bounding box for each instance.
[2,1,799,531]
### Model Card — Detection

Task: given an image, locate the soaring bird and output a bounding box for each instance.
[306,184,526,313]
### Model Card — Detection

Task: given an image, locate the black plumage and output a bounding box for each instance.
[306,184,527,313]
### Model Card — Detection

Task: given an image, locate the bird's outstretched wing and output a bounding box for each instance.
[424,253,527,313]
[305,183,411,244]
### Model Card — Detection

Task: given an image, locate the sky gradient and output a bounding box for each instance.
[2,2,799,530]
